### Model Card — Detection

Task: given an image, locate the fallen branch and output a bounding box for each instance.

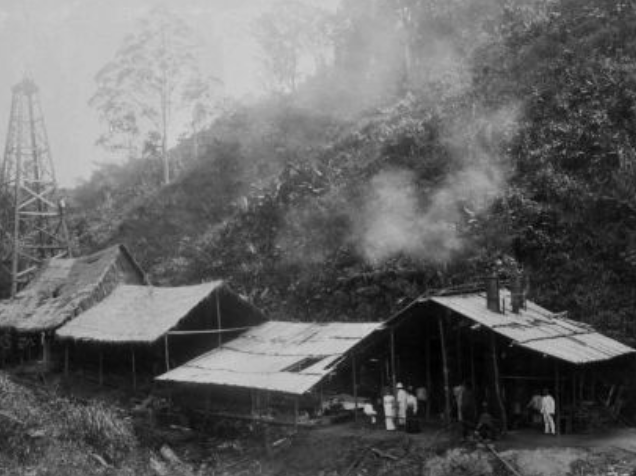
[371,447,399,461]
[90,453,112,469]
[484,443,524,476]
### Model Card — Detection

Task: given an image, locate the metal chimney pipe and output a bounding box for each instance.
[485,274,500,313]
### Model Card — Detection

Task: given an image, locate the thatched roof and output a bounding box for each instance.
[56,281,238,344]
[0,244,145,333]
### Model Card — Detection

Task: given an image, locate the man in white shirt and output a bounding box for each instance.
[540,388,556,435]
[383,387,397,431]
[396,382,408,427]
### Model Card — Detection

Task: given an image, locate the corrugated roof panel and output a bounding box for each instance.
[431,290,634,364]
[157,321,384,395]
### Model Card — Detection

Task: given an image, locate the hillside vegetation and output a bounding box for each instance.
[66,0,636,339]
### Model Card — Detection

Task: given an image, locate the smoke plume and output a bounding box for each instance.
[356,102,521,265]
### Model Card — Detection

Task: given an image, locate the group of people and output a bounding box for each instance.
[362,381,557,439]
[362,383,426,432]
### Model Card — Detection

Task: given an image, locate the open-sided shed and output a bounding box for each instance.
[384,284,635,433]
[56,281,266,388]
[156,320,385,422]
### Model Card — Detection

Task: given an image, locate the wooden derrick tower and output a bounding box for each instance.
[0,77,71,297]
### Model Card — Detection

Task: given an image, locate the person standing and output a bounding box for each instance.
[383,387,397,431]
[396,382,408,428]
[416,385,428,418]
[540,388,556,435]
[460,383,477,440]
[406,387,420,433]
[453,382,466,421]
[527,390,543,428]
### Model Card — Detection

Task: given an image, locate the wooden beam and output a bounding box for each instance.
[425,320,431,420]
[352,351,358,422]
[98,347,104,387]
[167,326,255,336]
[64,344,69,377]
[390,328,396,390]
[438,315,451,424]
[215,290,222,347]
[555,361,560,435]
[131,347,137,391]
[164,334,170,371]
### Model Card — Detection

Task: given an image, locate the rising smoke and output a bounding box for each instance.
[274,0,534,267]
[356,102,521,265]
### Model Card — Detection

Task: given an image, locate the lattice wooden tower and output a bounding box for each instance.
[0,77,71,297]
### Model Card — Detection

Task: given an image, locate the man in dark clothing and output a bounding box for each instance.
[475,404,497,441]
[460,383,477,440]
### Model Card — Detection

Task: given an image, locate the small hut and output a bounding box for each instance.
[56,281,266,389]
[0,244,145,365]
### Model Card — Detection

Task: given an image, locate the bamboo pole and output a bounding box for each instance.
[490,333,507,433]
[64,344,69,377]
[131,347,137,391]
[425,321,432,420]
[438,315,451,424]
[470,338,476,388]
[215,290,222,347]
[99,347,104,387]
[555,361,560,435]
[456,326,462,381]
[164,334,170,371]
[352,351,358,422]
[390,328,397,389]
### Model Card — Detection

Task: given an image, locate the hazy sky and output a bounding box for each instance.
[0,0,340,187]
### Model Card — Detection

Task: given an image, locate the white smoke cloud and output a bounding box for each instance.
[356,102,521,264]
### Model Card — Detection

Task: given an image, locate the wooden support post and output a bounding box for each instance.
[555,361,560,435]
[131,347,137,391]
[470,338,476,388]
[425,322,432,420]
[352,351,358,422]
[98,347,104,387]
[41,333,51,366]
[456,326,462,381]
[215,290,222,347]
[490,333,507,433]
[64,344,69,377]
[294,397,299,429]
[572,369,577,409]
[164,334,170,371]
[390,328,397,390]
[438,315,451,424]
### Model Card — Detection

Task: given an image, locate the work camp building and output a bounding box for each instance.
[157,282,634,433]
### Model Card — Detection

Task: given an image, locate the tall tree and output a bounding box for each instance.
[90,6,219,184]
[253,0,334,94]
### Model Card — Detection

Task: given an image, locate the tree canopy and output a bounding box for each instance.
[89,5,220,184]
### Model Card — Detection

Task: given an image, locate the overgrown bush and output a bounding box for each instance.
[49,396,136,461]
[423,448,493,476]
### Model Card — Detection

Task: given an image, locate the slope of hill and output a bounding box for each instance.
[65,0,636,339]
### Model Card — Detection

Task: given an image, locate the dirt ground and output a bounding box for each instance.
[5,372,636,476]
[246,423,636,476]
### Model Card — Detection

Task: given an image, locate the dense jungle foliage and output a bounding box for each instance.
[10,0,636,340]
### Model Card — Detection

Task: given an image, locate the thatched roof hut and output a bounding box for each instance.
[55,281,265,345]
[0,244,145,333]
